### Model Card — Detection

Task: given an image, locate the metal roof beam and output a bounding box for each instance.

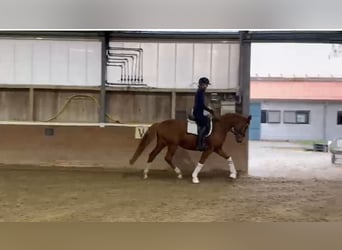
[247,31,342,43]
[108,30,241,41]
[0,31,106,40]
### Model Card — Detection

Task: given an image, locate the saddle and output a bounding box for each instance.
[186,115,213,137]
[188,109,211,121]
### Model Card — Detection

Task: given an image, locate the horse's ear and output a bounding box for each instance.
[247,115,252,122]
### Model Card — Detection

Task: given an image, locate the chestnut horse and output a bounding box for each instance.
[129,113,251,183]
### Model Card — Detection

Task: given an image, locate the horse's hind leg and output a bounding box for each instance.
[144,141,166,179]
[164,145,182,179]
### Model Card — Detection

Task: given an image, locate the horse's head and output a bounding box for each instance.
[230,114,252,143]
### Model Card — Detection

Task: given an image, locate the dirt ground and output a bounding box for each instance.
[1,166,342,222]
[1,141,342,222]
[248,141,342,180]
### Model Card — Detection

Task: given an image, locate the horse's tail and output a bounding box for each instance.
[129,122,160,165]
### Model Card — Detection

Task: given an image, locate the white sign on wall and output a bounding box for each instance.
[135,126,149,139]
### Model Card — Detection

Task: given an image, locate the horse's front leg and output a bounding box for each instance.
[215,148,237,179]
[192,149,213,184]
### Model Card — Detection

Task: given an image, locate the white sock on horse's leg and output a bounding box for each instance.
[144,163,152,179]
[192,163,204,183]
[227,157,237,179]
[174,167,183,179]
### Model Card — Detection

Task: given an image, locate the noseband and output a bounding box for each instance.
[231,127,245,137]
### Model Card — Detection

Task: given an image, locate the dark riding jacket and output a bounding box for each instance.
[193,88,211,126]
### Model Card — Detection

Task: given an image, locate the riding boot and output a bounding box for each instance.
[196,126,207,151]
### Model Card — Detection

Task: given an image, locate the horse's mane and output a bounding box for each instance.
[214,113,250,124]
[217,112,244,120]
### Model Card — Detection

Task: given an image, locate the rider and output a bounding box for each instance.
[193,77,214,151]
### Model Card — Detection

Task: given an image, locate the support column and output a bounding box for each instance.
[237,31,251,117]
[100,32,110,125]
[29,88,35,121]
[171,91,176,119]
[237,31,251,175]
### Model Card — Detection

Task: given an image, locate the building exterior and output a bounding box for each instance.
[249,80,342,141]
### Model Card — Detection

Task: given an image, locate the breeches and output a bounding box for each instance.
[194,114,209,127]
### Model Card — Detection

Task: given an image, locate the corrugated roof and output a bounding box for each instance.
[250,81,342,101]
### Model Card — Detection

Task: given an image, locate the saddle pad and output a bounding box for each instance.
[186,119,213,137]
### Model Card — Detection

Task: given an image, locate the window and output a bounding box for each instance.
[337,111,342,125]
[261,110,267,123]
[284,111,296,123]
[296,111,309,124]
[284,111,310,124]
[261,110,281,123]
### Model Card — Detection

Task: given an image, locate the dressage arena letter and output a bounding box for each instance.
[135,126,148,139]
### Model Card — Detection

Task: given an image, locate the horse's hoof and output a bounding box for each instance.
[229,173,237,179]
[177,174,183,179]
[143,175,148,180]
[192,177,200,184]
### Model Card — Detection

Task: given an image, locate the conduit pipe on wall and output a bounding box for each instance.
[107,53,136,82]
[107,58,129,81]
[109,47,143,82]
[107,47,144,83]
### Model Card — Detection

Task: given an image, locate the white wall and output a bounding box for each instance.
[0,38,240,89]
[0,39,102,86]
[108,41,240,89]
[325,103,342,140]
[260,101,325,141]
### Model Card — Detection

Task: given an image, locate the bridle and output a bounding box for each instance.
[230,125,247,137]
